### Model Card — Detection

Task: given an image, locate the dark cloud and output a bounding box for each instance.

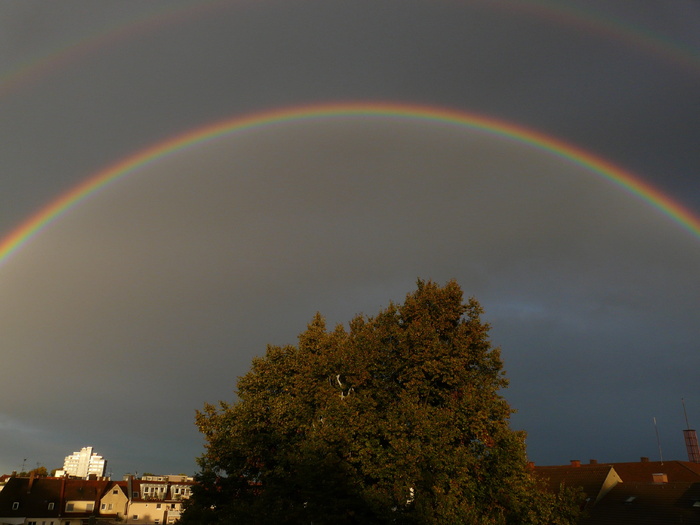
[0,0,698,476]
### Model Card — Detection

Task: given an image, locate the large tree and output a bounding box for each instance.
[180,280,580,524]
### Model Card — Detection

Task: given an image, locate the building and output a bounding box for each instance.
[535,461,622,508]
[0,475,110,525]
[99,477,192,524]
[0,474,193,525]
[535,458,700,524]
[55,446,107,479]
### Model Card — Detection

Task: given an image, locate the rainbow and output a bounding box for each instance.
[1,1,697,99]
[1,101,699,267]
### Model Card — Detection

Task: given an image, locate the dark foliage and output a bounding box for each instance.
[179,280,581,524]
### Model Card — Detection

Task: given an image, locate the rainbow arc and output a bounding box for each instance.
[1,102,699,267]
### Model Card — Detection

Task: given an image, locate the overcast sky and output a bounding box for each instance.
[0,0,699,478]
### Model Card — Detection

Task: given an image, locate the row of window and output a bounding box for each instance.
[25,520,73,525]
[12,502,55,511]
[14,502,94,513]
[24,518,176,525]
[11,487,190,515]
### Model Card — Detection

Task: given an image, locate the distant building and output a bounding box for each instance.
[141,474,194,483]
[54,446,107,479]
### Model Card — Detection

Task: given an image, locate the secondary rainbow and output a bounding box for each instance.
[1,1,697,99]
[1,101,699,267]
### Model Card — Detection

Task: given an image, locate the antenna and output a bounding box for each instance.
[653,417,664,464]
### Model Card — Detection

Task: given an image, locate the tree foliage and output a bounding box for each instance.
[180,280,580,524]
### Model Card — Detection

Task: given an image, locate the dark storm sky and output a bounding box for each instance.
[0,0,698,477]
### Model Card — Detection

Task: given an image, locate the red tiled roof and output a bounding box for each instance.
[0,478,61,518]
[588,460,700,483]
[535,460,700,483]
[62,479,110,501]
[534,465,617,504]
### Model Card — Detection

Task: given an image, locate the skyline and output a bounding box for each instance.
[0,0,698,477]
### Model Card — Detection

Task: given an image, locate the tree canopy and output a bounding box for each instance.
[180,280,580,524]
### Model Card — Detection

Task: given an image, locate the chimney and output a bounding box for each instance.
[683,429,700,463]
[589,459,598,465]
[682,400,700,462]
[527,461,535,469]
[59,476,66,518]
[570,460,581,467]
[640,457,649,462]
[27,471,35,494]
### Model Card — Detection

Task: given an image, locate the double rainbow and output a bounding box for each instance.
[1,102,698,267]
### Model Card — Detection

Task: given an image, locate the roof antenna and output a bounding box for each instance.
[653,417,664,465]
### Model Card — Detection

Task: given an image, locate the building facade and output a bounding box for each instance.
[55,447,107,479]
[0,475,193,525]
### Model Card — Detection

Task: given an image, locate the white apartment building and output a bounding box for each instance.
[55,446,107,479]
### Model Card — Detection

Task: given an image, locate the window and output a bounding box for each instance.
[132,515,139,520]
[48,502,55,510]
[86,503,94,512]
[133,492,139,498]
[101,503,106,510]
[113,489,119,494]
[156,503,162,509]
[66,503,74,511]
[12,502,19,510]
[108,503,113,510]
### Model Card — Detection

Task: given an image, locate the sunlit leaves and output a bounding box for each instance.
[181,280,580,524]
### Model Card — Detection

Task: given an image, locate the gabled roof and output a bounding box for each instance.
[103,480,128,497]
[534,465,621,505]
[580,481,700,525]
[62,479,110,501]
[0,477,61,518]
[535,460,700,484]
[0,477,115,519]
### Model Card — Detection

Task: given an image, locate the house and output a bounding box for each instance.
[0,475,110,525]
[535,458,700,524]
[0,474,193,525]
[534,461,622,509]
[97,477,192,524]
[591,458,700,483]
[98,482,129,521]
[580,481,700,525]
